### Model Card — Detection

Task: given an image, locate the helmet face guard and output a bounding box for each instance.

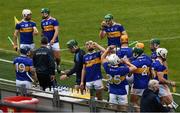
[104,14,113,26]
[156,48,168,61]
[150,38,160,51]
[41,8,50,19]
[66,39,78,49]
[41,8,50,14]
[22,9,32,20]
[133,47,144,58]
[107,54,120,65]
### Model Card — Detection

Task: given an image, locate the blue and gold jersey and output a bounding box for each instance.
[117,47,133,58]
[151,60,168,81]
[41,17,59,43]
[104,23,125,47]
[132,54,152,89]
[103,62,129,95]
[13,56,33,82]
[151,51,157,60]
[15,20,36,44]
[83,51,102,82]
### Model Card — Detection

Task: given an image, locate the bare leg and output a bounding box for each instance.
[54,50,61,73]
[130,94,141,112]
[96,89,103,100]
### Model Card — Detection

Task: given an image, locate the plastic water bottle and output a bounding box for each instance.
[172,86,176,93]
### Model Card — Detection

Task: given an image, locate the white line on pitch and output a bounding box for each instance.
[0,58,73,64]
[1,35,180,53]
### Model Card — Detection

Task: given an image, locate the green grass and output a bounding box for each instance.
[0,0,180,111]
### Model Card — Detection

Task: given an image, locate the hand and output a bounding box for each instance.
[92,42,97,48]
[80,82,84,89]
[50,39,55,45]
[60,74,68,80]
[121,58,130,64]
[170,81,176,87]
[13,44,18,51]
[50,75,55,81]
[107,45,115,51]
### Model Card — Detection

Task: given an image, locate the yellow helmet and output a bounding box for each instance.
[121,35,128,44]
[135,42,144,49]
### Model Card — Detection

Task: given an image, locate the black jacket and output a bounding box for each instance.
[140,88,170,112]
[66,48,85,82]
[33,46,55,76]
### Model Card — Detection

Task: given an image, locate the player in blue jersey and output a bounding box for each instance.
[150,38,160,60]
[13,9,38,51]
[80,41,105,100]
[117,35,133,59]
[101,46,137,111]
[13,46,36,94]
[41,8,61,73]
[116,35,133,93]
[130,43,152,112]
[99,14,128,47]
[151,48,176,108]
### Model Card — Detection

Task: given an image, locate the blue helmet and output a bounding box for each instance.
[20,46,31,55]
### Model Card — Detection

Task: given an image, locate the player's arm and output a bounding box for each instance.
[60,55,82,80]
[101,46,113,63]
[157,72,175,86]
[93,42,105,53]
[99,30,106,39]
[40,22,44,37]
[120,24,128,39]
[13,29,19,50]
[122,58,137,72]
[99,21,107,39]
[33,26,38,35]
[80,64,86,89]
[50,26,59,44]
[29,66,37,81]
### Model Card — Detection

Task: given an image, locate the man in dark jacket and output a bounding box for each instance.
[140,80,170,112]
[60,39,86,92]
[33,37,55,91]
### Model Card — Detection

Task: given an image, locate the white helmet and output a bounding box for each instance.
[107,54,120,65]
[156,48,168,59]
[22,9,32,17]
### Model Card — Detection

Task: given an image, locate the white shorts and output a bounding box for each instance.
[86,79,104,90]
[48,42,60,51]
[126,74,134,84]
[16,80,32,92]
[20,43,35,50]
[131,88,145,96]
[109,93,128,105]
[125,85,129,95]
[158,84,172,97]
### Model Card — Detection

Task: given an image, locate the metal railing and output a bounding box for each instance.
[0,78,135,112]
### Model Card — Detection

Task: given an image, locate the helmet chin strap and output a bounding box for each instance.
[42,14,49,19]
[162,57,166,61]
[133,53,140,58]
[24,17,31,21]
